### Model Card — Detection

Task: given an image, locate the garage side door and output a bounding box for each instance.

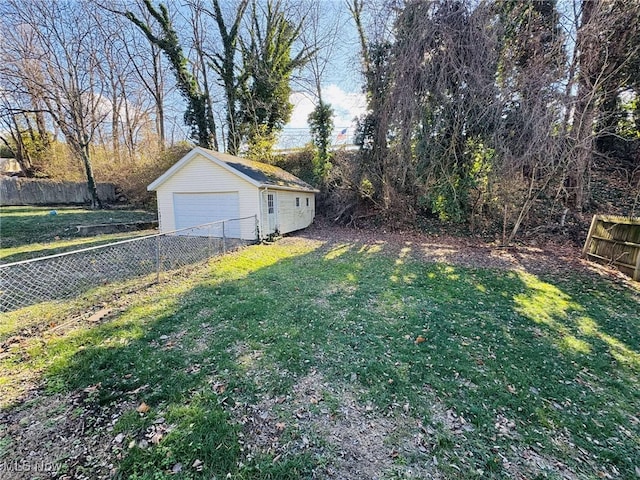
[173,192,240,237]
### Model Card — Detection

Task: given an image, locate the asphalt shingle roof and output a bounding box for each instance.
[204,149,317,192]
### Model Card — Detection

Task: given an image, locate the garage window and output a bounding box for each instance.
[267,194,274,214]
[296,197,300,207]
[306,198,309,207]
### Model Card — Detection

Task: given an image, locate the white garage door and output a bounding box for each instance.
[173,192,240,237]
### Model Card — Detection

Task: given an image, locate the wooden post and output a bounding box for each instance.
[582,214,599,258]
[634,249,640,281]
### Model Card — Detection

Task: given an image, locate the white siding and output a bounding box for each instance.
[156,153,258,239]
[153,150,315,240]
[274,190,315,235]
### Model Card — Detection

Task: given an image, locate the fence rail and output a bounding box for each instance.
[0,215,258,312]
[583,215,640,281]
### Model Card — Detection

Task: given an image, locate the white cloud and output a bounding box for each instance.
[287,91,316,129]
[322,84,367,129]
[285,84,366,131]
[279,84,366,148]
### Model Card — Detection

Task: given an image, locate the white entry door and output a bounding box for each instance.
[264,191,278,235]
[173,192,240,237]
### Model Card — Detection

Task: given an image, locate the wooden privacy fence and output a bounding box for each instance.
[583,215,640,281]
[0,177,117,206]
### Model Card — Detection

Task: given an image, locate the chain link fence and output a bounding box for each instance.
[0,216,258,312]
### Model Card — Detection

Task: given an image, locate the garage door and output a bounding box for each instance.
[173,192,240,237]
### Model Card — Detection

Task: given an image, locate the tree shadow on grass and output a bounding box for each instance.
[17,238,640,479]
[298,239,640,477]
[36,244,325,480]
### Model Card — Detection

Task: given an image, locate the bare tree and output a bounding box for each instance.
[117,4,168,150]
[0,72,51,177]
[203,0,249,155]
[0,0,109,207]
[560,0,640,210]
[298,0,346,182]
[186,0,221,153]
[119,0,219,150]
[348,0,397,209]
[0,96,38,176]
[346,0,571,240]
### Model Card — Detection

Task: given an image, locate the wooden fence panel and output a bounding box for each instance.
[582,215,640,281]
[0,178,116,206]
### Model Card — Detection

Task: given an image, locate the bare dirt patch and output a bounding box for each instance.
[0,388,135,480]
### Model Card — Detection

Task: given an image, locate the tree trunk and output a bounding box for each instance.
[566,0,599,211]
[568,100,596,210]
[200,63,219,151]
[152,46,166,149]
[111,88,121,163]
[10,116,35,176]
[34,108,49,149]
[156,100,165,149]
[226,102,240,155]
[80,143,102,209]
[122,92,136,160]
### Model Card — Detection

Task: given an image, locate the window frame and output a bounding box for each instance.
[267,194,274,214]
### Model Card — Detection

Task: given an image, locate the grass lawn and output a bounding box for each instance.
[0,206,156,249]
[0,206,157,263]
[0,236,638,479]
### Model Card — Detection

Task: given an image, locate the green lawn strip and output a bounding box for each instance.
[0,230,156,263]
[0,206,156,249]
[178,240,638,478]
[1,238,638,479]
[1,241,319,479]
[330,256,638,478]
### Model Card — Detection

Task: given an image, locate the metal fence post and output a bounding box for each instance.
[222,221,227,254]
[0,216,259,312]
[155,235,161,283]
[208,224,212,259]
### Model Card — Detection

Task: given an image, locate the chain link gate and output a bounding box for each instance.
[0,216,258,312]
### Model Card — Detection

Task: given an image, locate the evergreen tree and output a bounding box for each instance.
[238,0,312,159]
[308,100,334,182]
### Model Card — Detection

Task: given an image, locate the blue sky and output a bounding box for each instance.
[277,0,368,148]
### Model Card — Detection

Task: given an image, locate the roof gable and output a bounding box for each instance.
[148,147,318,192]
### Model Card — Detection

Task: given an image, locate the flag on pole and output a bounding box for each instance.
[336,128,348,142]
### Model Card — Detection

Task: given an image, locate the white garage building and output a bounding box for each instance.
[148,147,318,240]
